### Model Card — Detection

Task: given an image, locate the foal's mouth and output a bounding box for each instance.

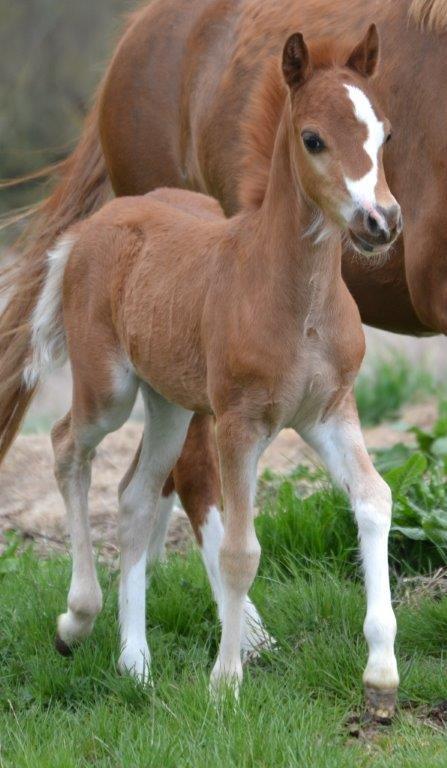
[348,230,392,258]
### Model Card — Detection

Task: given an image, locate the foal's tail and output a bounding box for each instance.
[0,101,110,466]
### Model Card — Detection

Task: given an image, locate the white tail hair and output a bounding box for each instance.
[23,233,77,388]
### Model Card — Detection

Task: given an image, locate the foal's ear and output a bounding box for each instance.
[346,24,380,78]
[282,33,312,91]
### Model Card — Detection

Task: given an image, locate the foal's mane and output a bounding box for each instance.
[238,39,355,210]
[409,0,447,31]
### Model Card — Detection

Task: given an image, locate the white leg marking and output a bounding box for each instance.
[56,450,102,647]
[210,427,269,695]
[118,387,192,683]
[201,506,275,660]
[304,414,399,692]
[343,84,384,210]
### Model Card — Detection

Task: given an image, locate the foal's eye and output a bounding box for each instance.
[302,131,326,154]
[385,132,392,143]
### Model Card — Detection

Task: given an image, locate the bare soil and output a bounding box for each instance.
[0,401,438,563]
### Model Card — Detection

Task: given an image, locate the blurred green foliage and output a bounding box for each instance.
[0,0,133,213]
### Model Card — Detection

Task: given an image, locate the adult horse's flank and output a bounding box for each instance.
[8,29,401,716]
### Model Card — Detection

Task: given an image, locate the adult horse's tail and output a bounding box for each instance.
[0,101,110,465]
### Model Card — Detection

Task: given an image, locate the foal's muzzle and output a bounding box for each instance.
[348,204,403,256]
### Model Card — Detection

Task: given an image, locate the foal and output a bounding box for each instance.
[24,27,402,717]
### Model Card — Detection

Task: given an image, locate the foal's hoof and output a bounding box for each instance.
[54,633,74,658]
[364,687,397,724]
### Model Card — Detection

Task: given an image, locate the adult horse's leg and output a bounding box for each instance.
[117,385,192,681]
[303,397,399,722]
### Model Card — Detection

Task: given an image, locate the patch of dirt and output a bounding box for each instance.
[0,401,438,562]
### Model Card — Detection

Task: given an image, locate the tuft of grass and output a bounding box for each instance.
[356,353,436,426]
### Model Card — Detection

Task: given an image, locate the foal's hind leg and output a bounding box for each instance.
[52,413,103,652]
[117,386,192,682]
[171,413,275,661]
[52,364,139,653]
[303,397,399,722]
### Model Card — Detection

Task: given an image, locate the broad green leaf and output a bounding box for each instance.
[391,525,428,541]
[385,453,428,498]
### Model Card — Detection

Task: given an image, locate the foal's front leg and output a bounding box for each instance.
[210,414,266,694]
[303,401,399,721]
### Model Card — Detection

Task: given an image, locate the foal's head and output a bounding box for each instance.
[282,26,402,257]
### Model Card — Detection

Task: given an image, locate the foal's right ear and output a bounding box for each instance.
[282,33,312,91]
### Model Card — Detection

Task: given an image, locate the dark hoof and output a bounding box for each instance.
[54,634,73,658]
[364,687,397,725]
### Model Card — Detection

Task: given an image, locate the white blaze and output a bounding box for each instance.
[344,84,384,212]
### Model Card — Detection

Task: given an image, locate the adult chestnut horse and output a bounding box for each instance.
[0,0,445,670]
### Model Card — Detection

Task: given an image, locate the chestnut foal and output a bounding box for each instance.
[24,29,402,715]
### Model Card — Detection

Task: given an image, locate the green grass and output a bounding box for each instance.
[356,353,437,427]
[0,516,446,767]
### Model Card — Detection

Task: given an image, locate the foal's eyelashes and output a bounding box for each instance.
[301,130,326,154]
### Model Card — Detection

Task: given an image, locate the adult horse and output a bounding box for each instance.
[0,0,446,664]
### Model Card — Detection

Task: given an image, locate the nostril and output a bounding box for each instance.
[367,214,380,235]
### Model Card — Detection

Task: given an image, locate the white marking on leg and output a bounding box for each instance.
[200,506,225,617]
[304,413,398,692]
[200,506,275,660]
[55,447,102,646]
[24,234,78,388]
[343,84,384,210]
[118,551,151,682]
[118,387,192,682]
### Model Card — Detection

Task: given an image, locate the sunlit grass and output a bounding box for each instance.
[0,514,446,767]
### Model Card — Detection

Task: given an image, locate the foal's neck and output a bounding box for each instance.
[254,101,341,294]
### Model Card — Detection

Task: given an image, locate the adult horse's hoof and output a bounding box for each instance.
[54,633,74,657]
[364,687,397,724]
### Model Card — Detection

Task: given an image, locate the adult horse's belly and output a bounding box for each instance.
[99,0,434,336]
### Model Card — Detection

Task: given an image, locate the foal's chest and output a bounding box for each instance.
[283,321,364,430]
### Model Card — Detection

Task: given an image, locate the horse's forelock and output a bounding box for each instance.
[410,0,447,32]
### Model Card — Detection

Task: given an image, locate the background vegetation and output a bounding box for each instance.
[0,0,131,213]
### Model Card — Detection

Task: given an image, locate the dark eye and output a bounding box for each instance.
[302,131,326,154]
[386,132,392,143]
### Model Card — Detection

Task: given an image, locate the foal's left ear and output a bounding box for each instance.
[282,33,312,91]
[346,24,380,78]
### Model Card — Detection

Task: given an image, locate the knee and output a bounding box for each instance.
[219,537,261,594]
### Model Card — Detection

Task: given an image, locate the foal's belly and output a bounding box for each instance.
[129,339,212,415]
